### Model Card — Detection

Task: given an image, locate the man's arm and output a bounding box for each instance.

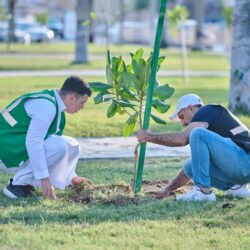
[137,121,208,147]
[149,170,190,198]
[25,99,57,200]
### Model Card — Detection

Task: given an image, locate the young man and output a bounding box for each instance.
[137,93,250,201]
[0,75,92,200]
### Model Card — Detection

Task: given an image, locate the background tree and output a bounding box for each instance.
[167,4,189,85]
[221,0,233,52]
[229,0,250,114]
[118,0,125,45]
[193,0,204,50]
[35,13,48,25]
[7,0,17,47]
[0,4,4,20]
[74,0,92,64]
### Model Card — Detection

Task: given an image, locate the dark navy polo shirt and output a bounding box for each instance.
[191,104,250,152]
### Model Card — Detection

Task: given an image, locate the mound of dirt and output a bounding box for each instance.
[67,180,193,206]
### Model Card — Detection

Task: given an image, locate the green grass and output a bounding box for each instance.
[1,158,250,250]
[0,42,148,54]
[0,42,229,71]
[1,75,249,137]
[0,54,229,71]
[0,42,229,56]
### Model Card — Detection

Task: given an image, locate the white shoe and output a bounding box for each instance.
[176,186,216,202]
[226,184,250,198]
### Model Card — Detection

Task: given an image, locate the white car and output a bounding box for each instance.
[15,21,54,43]
[0,22,31,44]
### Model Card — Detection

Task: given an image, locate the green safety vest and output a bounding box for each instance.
[0,89,66,168]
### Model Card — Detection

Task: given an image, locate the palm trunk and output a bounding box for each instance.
[229,0,250,114]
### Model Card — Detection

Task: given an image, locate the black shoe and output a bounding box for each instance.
[3,179,34,198]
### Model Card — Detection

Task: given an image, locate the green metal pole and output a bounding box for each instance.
[134,0,168,193]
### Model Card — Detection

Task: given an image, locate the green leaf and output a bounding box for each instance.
[107,101,118,118]
[122,72,141,90]
[158,56,165,65]
[90,12,97,19]
[138,58,146,89]
[133,48,144,61]
[123,113,139,137]
[152,99,170,113]
[117,56,124,72]
[157,56,165,71]
[113,99,136,108]
[93,91,112,104]
[126,64,133,73]
[122,86,139,101]
[151,114,167,125]
[129,52,134,59]
[132,59,140,78]
[154,84,175,101]
[106,65,114,85]
[106,50,111,65]
[89,82,112,92]
[82,20,90,26]
[145,56,152,82]
[118,106,126,115]
[122,61,127,72]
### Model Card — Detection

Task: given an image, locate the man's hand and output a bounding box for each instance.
[41,178,57,200]
[72,176,93,185]
[137,129,151,143]
[148,188,172,199]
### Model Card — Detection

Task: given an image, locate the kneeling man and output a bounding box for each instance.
[137,94,250,201]
[0,75,92,200]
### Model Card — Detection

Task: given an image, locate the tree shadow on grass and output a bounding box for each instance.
[0,191,247,229]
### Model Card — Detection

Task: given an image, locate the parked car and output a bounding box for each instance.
[47,20,63,39]
[0,22,31,44]
[15,21,54,43]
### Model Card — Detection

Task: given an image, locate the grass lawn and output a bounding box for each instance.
[0,54,229,71]
[0,157,250,250]
[0,42,229,71]
[1,75,249,137]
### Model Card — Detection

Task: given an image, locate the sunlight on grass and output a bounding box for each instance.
[1,158,250,249]
[1,75,250,137]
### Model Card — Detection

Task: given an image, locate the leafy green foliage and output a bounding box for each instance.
[123,112,139,137]
[89,48,175,136]
[88,82,112,92]
[35,13,48,25]
[150,114,167,125]
[167,4,189,26]
[221,0,233,27]
[154,84,175,101]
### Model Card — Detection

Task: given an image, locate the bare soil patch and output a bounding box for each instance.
[68,179,193,206]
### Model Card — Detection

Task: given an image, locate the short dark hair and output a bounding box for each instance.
[60,75,92,97]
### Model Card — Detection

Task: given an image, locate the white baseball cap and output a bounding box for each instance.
[169,94,203,121]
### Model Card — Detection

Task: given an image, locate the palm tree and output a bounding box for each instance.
[74,0,92,63]
[229,0,250,114]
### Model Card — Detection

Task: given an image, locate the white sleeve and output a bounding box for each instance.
[24,98,56,180]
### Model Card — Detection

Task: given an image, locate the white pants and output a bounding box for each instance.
[0,135,80,190]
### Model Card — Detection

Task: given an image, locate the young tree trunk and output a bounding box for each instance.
[193,0,204,50]
[229,0,250,114]
[74,0,92,64]
[118,0,125,44]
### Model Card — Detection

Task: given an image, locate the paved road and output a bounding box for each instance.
[78,136,190,159]
[0,69,229,78]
